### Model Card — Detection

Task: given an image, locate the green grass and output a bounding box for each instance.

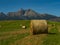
[43,21,60,45]
[0,20,30,32]
[0,33,30,45]
[0,20,60,45]
[0,20,30,45]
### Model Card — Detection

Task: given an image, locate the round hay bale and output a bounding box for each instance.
[22,26,26,29]
[30,20,48,35]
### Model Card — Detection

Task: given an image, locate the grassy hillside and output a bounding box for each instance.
[0,20,60,45]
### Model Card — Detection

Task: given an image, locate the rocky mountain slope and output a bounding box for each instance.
[0,8,60,22]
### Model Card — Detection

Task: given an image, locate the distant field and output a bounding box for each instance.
[0,20,60,45]
[0,20,30,32]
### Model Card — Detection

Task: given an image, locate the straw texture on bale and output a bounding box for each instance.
[30,20,48,35]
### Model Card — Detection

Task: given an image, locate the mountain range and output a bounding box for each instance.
[0,8,60,22]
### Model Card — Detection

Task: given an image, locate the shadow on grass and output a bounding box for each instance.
[33,32,56,35]
[47,32,56,35]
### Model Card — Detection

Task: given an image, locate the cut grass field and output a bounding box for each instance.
[0,20,60,45]
[0,20,30,32]
[43,21,60,45]
[0,20,30,45]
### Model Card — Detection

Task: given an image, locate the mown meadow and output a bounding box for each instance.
[0,20,60,45]
[43,21,60,45]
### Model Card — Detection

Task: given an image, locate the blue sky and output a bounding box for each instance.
[0,0,60,16]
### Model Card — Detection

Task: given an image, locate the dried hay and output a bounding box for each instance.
[30,20,48,35]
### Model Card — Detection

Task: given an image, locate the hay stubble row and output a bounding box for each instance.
[0,20,49,45]
[10,20,48,45]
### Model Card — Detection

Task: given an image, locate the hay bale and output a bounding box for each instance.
[52,24,56,27]
[22,26,26,29]
[30,20,48,35]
